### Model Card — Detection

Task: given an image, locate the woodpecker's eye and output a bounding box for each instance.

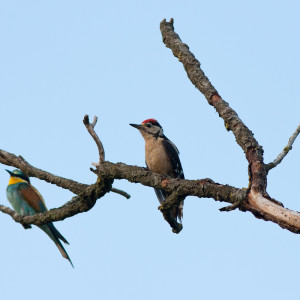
[146,123,151,128]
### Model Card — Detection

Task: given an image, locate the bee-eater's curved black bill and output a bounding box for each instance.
[5,169,14,176]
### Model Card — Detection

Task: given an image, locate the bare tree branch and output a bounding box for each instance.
[159,18,300,233]
[0,148,245,228]
[160,19,258,154]
[0,150,87,194]
[0,20,300,236]
[0,177,112,226]
[1,147,300,233]
[159,18,268,216]
[244,191,300,233]
[160,18,266,194]
[266,123,300,171]
[96,162,244,204]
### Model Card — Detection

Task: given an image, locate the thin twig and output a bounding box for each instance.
[219,200,242,212]
[266,123,300,171]
[83,115,105,164]
[83,115,130,199]
[91,116,98,128]
[111,187,131,199]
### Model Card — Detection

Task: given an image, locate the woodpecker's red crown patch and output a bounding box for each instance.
[142,118,158,125]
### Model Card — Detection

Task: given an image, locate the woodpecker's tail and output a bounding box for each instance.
[176,200,184,222]
[154,188,165,204]
[154,188,184,222]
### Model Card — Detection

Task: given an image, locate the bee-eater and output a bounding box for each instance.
[6,169,73,267]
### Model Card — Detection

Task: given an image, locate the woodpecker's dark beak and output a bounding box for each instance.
[129,123,141,130]
[5,169,14,177]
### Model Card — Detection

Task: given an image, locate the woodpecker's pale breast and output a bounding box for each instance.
[144,137,174,176]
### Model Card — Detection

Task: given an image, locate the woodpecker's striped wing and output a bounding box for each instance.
[159,137,184,222]
[162,138,184,179]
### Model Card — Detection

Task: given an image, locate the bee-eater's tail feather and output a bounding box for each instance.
[55,241,74,268]
[46,222,69,244]
[40,223,73,267]
[52,226,69,244]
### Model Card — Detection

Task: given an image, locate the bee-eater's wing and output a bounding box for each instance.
[17,184,73,266]
[17,184,48,213]
[18,184,70,243]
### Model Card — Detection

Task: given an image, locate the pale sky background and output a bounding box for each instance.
[1,1,300,299]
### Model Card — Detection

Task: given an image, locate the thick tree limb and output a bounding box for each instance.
[0,177,113,226]
[244,191,300,233]
[160,19,258,154]
[96,162,243,203]
[0,147,244,227]
[1,149,300,233]
[266,123,300,171]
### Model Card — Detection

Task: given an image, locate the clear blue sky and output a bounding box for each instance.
[1,1,300,299]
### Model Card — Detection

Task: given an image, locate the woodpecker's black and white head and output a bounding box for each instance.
[130,119,164,139]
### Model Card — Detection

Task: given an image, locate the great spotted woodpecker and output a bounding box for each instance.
[130,119,184,221]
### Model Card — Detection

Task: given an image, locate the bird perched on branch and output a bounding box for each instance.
[130,119,184,222]
[6,169,73,267]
